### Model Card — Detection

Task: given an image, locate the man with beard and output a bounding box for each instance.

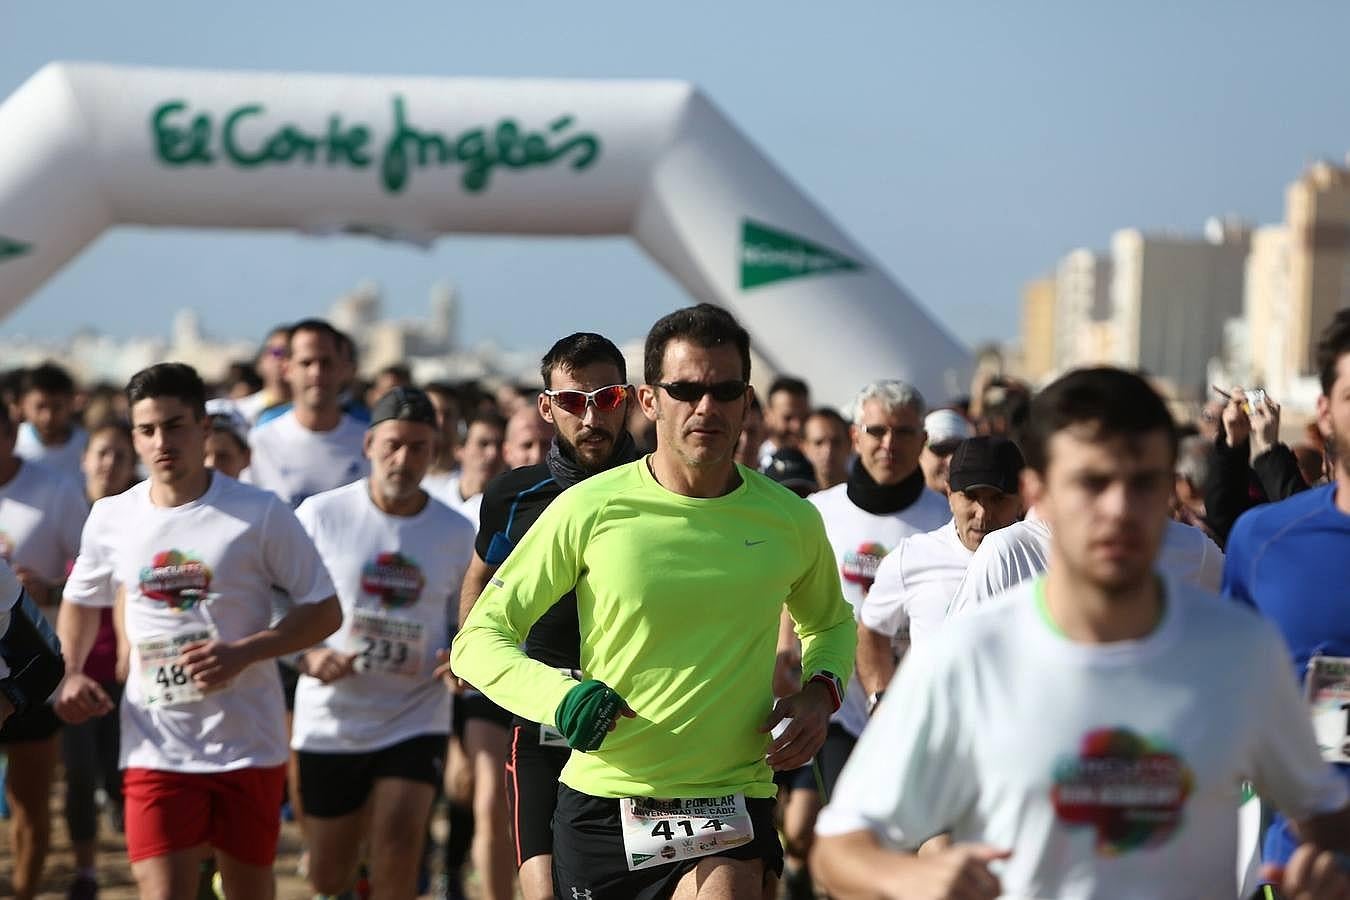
[291,388,475,900]
[1225,308,1350,878]
[450,332,642,900]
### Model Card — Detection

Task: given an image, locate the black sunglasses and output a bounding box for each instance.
[656,381,748,403]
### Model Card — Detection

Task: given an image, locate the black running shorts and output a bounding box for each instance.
[551,784,783,900]
[297,733,447,819]
[505,720,570,866]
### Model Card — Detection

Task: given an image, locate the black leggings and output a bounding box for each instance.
[61,681,123,841]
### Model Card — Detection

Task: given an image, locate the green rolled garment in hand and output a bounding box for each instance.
[554,679,627,752]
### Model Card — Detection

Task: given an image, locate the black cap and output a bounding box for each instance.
[948,436,1024,495]
[763,448,818,497]
[369,386,438,429]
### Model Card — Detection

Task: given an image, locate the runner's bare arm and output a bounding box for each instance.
[811,830,1007,900]
[457,553,499,637]
[55,600,113,723]
[855,623,897,699]
[246,593,342,658]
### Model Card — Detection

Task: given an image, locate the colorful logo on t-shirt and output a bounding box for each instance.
[841,541,888,593]
[1051,727,1194,855]
[139,550,213,612]
[361,552,425,608]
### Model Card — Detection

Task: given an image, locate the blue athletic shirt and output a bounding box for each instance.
[1223,483,1350,864]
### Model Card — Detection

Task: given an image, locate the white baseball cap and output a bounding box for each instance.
[924,408,974,448]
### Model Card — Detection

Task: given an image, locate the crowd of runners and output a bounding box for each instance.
[0,302,1349,899]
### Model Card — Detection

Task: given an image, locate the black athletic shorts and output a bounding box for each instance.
[453,690,513,734]
[0,702,62,744]
[506,720,570,866]
[552,784,783,900]
[297,733,447,819]
[772,762,817,794]
[814,723,856,802]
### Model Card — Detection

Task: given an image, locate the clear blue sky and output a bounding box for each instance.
[4,2,1348,358]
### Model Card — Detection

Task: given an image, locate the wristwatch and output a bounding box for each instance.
[0,678,28,717]
[807,670,844,713]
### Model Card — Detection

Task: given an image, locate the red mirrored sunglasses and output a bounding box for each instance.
[543,384,629,416]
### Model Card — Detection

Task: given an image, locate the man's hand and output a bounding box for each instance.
[56,671,115,724]
[1262,843,1350,899]
[1250,394,1283,457]
[1222,386,1251,447]
[760,680,833,771]
[300,648,358,685]
[179,639,255,689]
[433,648,472,693]
[877,844,1009,900]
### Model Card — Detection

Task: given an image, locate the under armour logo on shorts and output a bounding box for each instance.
[570,888,593,900]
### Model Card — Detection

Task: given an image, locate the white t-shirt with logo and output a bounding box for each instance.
[808,482,951,737]
[292,480,476,753]
[817,577,1347,899]
[63,473,335,773]
[426,473,483,531]
[14,423,88,481]
[245,411,368,508]
[0,461,87,583]
[862,519,972,647]
[946,512,1224,618]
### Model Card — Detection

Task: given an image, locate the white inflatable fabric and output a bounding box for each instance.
[0,63,971,405]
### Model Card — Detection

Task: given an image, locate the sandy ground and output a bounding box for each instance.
[0,767,459,899]
[0,797,315,899]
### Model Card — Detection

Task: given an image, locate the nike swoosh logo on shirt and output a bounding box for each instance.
[745,540,767,547]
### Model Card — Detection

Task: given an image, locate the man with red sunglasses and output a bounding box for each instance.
[450,332,642,900]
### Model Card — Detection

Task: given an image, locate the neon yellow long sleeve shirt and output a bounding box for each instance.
[450,459,856,799]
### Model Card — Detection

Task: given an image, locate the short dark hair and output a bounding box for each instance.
[643,304,751,386]
[807,406,848,430]
[1317,309,1350,396]
[422,381,460,408]
[768,376,809,400]
[376,363,413,384]
[223,361,263,395]
[87,418,133,446]
[540,333,627,388]
[1020,367,1177,474]
[287,318,344,354]
[125,363,207,419]
[464,411,507,436]
[20,362,76,398]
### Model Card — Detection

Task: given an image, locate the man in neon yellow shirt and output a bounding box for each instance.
[451,303,855,900]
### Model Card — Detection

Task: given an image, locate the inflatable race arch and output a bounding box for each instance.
[0,62,970,405]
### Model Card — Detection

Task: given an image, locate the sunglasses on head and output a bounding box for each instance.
[656,381,748,403]
[543,384,629,416]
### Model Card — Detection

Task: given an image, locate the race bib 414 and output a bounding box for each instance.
[619,794,753,872]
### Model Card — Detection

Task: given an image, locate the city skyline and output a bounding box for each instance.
[5,4,1350,356]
